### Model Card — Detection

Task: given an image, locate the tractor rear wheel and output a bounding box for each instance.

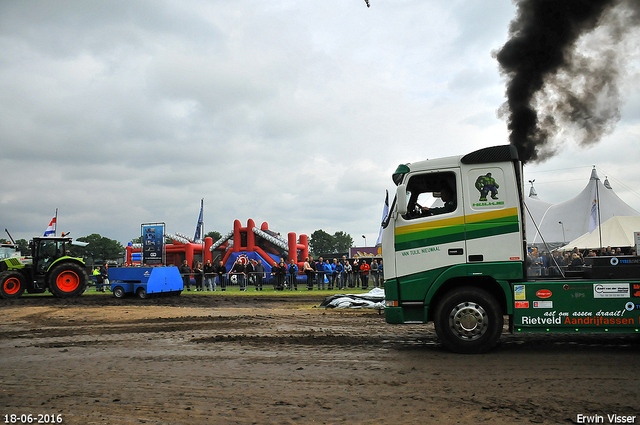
[0,271,26,299]
[48,263,88,298]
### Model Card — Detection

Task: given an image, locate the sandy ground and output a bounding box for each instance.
[1,293,639,425]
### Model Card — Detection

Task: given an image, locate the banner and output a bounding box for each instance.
[142,223,165,265]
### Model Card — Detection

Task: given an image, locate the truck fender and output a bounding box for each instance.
[425,266,510,321]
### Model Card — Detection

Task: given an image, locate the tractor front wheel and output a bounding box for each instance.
[0,271,27,299]
[48,263,88,298]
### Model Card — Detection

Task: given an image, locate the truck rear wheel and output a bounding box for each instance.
[0,271,26,299]
[137,287,149,299]
[434,286,503,354]
[48,263,88,298]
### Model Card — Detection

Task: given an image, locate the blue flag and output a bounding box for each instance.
[194,199,204,241]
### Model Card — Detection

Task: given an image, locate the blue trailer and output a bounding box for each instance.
[109,267,183,299]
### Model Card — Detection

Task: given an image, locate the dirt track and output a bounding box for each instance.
[1,294,639,424]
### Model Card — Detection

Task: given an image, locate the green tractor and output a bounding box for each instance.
[0,237,88,299]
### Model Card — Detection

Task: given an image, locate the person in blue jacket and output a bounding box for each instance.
[331,258,343,290]
[287,259,298,290]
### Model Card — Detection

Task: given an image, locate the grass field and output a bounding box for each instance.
[84,285,377,297]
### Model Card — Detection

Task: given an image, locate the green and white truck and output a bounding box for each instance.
[382,145,640,353]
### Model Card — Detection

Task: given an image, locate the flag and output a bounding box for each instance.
[589,183,598,233]
[44,215,57,237]
[193,198,204,241]
[375,190,389,247]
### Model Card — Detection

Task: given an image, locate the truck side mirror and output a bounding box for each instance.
[397,184,408,215]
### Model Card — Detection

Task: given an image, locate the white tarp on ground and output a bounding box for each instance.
[558,216,640,250]
[525,168,639,245]
[320,287,385,309]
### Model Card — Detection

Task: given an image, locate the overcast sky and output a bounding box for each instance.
[1,0,639,247]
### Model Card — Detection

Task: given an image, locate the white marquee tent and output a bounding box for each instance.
[559,216,640,250]
[525,168,639,245]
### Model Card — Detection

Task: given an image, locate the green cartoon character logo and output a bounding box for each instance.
[475,173,499,201]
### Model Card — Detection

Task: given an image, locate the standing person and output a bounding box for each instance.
[100,262,109,289]
[216,260,227,291]
[193,261,204,291]
[271,261,280,290]
[323,259,332,290]
[204,259,215,291]
[333,258,343,290]
[371,259,379,288]
[246,259,256,290]
[352,259,361,288]
[316,257,325,290]
[378,259,384,287]
[277,259,287,289]
[272,261,285,290]
[93,266,101,281]
[360,260,370,290]
[231,259,246,291]
[344,259,352,288]
[254,259,265,291]
[179,260,192,291]
[303,257,314,290]
[287,259,298,290]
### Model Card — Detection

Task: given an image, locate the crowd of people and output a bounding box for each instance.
[178,256,384,292]
[527,246,636,276]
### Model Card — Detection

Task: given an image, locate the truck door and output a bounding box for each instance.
[463,165,523,264]
[393,168,464,298]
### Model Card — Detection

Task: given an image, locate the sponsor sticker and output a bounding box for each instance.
[533,301,553,308]
[536,289,552,299]
[514,285,526,300]
[593,283,630,299]
[515,301,529,308]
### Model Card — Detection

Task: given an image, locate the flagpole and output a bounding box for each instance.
[54,208,58,237]
[596,178,602,251]
[202,198,205,263]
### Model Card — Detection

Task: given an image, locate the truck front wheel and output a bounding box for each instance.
[434,287,503,354]
[113,286,126,299]
[0,271,26,299]
[49,263,88,298]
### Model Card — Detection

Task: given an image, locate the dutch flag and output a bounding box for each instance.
[44,216,56,237]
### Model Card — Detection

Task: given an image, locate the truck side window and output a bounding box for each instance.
[404,172,457,220]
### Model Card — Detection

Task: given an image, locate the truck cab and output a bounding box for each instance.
[382,145,640,353]
[382,145,527,353]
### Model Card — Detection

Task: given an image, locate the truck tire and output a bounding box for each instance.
[113,286,126,299]
[48,263,88,298]
[434,286,503,354]
[0,271,26,299]
[137,287,149,299]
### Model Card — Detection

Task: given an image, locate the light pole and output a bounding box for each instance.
[362,235,367,247]
[558,221,566,244]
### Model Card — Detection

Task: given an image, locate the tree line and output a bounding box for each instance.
[2,228,353,264]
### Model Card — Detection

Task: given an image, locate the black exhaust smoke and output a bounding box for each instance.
[495,0,640,163]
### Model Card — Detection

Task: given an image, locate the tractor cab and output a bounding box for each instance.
[0,244,20,260]
[31,237,71,274]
